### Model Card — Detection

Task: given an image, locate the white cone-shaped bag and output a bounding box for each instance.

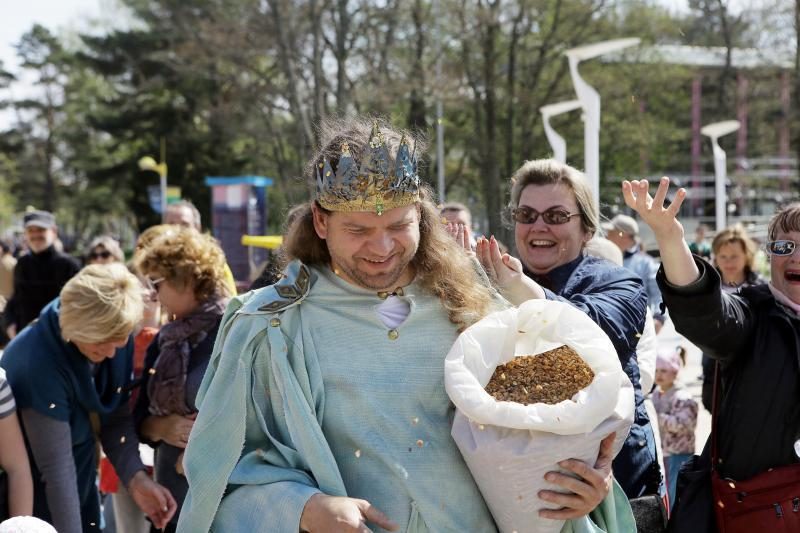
[445,299,634,533]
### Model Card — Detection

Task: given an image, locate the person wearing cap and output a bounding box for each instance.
[604,214,666,333]
[4,210,80,339]
[177,118,632,533]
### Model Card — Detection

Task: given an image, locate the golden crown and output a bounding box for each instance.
[315,122,420,215]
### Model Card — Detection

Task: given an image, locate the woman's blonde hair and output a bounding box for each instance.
[712,224,757,273]
[60,263,143,344]
[281,117,494,330]
[508,159,598,237]
[134,227,230,302]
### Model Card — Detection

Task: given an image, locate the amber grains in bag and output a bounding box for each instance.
[485,346,594,405]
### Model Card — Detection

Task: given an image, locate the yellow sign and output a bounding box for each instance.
[241,235,283,250]
[166,187,182,204]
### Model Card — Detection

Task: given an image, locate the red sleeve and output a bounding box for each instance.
[133,327,159,377]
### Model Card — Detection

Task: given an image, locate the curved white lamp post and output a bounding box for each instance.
[565,38,640,209]
[700,120,740,232]
[540,100,582,164]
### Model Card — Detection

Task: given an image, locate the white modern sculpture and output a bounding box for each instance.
[700,120,740,232]
[540,100,583,164]
[565,38,640,209]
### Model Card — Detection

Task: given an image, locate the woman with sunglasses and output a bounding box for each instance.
[85,236,125,265]
[473,159,663,502]
[623,178,800,531]
[132,227,231,533]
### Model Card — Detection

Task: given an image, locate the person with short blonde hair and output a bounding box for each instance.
[1,264,177,532]
[60,263,144,345]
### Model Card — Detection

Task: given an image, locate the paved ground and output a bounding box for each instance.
[655,317,711,454]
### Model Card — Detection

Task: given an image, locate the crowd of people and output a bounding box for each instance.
[0,115,796,533]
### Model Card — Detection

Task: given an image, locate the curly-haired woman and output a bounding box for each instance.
[133,227,231,532]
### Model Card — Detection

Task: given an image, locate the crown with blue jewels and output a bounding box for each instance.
[315,121,420,215]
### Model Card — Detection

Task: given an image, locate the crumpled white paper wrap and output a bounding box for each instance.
[445,299,634,533]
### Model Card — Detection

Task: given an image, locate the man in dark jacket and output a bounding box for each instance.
[4,210,80,339]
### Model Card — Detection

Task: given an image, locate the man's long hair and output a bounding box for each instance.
[280,117,495,330]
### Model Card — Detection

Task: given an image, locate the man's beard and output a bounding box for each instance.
[28,240,50,253]
[334,255,412,291]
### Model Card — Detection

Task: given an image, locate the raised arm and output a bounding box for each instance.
[621,178,699,286]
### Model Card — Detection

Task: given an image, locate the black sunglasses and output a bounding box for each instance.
[511,206,581,225]
[89,250,112,260]
[766,240,797,256]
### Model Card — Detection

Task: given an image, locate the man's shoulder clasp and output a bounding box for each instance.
[238,262,311,315]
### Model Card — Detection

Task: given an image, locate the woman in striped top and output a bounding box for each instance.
[0,366,33,518]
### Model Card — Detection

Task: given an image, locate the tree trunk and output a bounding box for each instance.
[795,0,800,182]
[334,0,350,112]
[479,0,504,242]
[503,2,526,181]
[310,0,328,134]
[267,0,315,153]
[715,0,733,110]
[408,0,428,132]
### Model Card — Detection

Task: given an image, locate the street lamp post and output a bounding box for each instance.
[700,120,740,233]
[540,100,583,164]
[565,38,640,210]
[138,138,168,221]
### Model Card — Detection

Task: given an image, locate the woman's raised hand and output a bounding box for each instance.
[475,236,544,306]
[476,236,522,289]
[621,177,700,286]
[621,177,686,240]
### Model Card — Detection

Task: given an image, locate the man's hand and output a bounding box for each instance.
[6,323,16,340]
[128,470,177,529]
[299,494,398,533]
[538,432,615,520]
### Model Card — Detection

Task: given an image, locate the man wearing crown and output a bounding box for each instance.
[177,118,633,532]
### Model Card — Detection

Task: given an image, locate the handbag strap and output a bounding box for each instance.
[710,360,721,470]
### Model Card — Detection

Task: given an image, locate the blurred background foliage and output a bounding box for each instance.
[0,0,797,247]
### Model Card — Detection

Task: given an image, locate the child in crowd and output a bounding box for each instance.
[652,346,697,510]
[0,367,33,519]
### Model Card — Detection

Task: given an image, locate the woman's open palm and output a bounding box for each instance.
[621,177,687,240]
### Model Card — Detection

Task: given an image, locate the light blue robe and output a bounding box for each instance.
[178,261,635,532]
